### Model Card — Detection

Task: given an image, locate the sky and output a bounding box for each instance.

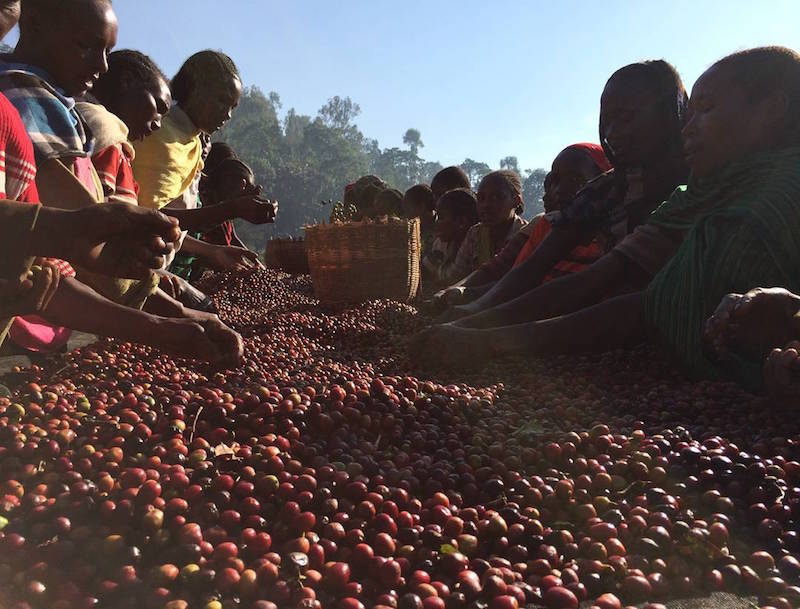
[25,1,800,172]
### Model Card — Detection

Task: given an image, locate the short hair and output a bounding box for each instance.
[204,142,238,175]
[403,184,435,212]
[437,187,478,225]
[480,170,524,215]
[171,50,241,105]
[346,174,387,212]
[374,188,403,216]
[712,46,800,142]
[602,59,688,164]
[431,166,470,195]
[92,50,167,105]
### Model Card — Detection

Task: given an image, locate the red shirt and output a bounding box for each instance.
[93,143,139,206]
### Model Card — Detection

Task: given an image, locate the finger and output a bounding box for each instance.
[40,265,61,310]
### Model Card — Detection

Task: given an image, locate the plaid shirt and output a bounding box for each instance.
[0,62,93,163]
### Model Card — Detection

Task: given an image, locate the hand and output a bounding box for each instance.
[229,191,279,225]
[206,244,265,271]
[62,203,182,278]
[0,262,60,318]
[764,341,800,400]
[156,316,243,368]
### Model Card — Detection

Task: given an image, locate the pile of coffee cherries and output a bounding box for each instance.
[0,269,798,609]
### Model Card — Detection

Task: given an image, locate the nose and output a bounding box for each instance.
[94,48,109,76]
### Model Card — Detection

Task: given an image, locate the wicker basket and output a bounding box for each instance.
[304,218,421,304]
[264,238,309,274]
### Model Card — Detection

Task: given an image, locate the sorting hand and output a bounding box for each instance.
[230,190,279,224]
[157,316,244,368]
[764,341,800,400]
[64,203,182,278]
[207,244,265,271]
[704,287,800,359]
[0,262,60,319]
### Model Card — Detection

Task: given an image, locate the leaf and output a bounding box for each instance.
[440,544,458,555]
[212,443,237,457]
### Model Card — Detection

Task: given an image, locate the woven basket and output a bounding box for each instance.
[264,238,309,274]
[304,218,421,304]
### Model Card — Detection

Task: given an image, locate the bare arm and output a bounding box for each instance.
[454,252,631,329]
[455,223,586,316]
[164,195,277,232]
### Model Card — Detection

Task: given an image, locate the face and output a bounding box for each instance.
[184,76,242,134]
[115,78,172,141]
[434,207,465,243]
[205,170,257,205]
[0,1,20,41]
[547,148,601,211]
[28,0,118,97]
[682,64,780,177]
[599,74,672,169]
[476,177,518,226]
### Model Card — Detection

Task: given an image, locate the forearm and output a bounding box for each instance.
[164,203,236,232]
[492,291,646,357]
[143,287,187,318]
[456,253,625,329]
[466,225,583,313]
[43,276,166,342]
[180,235,217,260]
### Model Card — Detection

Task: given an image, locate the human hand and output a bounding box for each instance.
[764,341,800,401]
[63,203,181,278]
[229,191,279,225]
[156,316,243,368]
[206,244,265,271]
[0,262,60,319]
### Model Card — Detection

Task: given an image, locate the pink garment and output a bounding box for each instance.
[10,158,99,353]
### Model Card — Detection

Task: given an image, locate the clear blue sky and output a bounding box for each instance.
[24,1,800,171]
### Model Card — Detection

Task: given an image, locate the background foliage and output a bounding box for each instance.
[216,87,548,253]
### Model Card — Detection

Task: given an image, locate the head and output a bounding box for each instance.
[92,50,170,141]
[683,46,800,178]
[373,188,403,217]
[172,50,242,134]
[0,1,20,40]
[476,170,523,226]
[545,143,612,212]
[435,188,479,243]
[17,0,118,97]
[349,175,387,220]
[431,166,471,199]
[600,60,687,170]
[204,142,238,174]
[199,157,258,206]
[403,184,435,224]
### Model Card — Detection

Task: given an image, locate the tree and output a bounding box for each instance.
[459,158,492,188]
[522,168,548,218]
[402,128,423,155]
[500,156,520,174]
[318,96,361,131]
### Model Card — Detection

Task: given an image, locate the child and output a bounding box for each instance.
[372,187,403,218]
[431,165,471,199]
[446,170,527,283]
[80,50,171,206]
[132,50,275,271]
[413,46,800,394]
[347,174,387,220]
[437,144,611,307]
[403,184,436,254]
[422,188,479,284]
[440,60,689,324]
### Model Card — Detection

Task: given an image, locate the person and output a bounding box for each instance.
[444,170,527,284]
[0,0,242,365]
[132,49,276,272]
[442,60,689,323]
[81,49,217,311]
[435,143,612,307]
[431,165,471,200]
[422,188,479,284]
[347,174,387,221]
[403,184,436,259]
[412,46,800,395]
[372,187,403,218]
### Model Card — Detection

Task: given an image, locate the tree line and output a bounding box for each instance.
[216,87,548,253]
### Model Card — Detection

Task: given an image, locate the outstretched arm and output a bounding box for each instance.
[164,195,277,232]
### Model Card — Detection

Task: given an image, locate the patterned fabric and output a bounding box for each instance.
[92,144,139,205]
[512,214,605,281]
[422,236,462,284]
[479,220,537,281]
[0,62,93,162]
[644,147,800,389]
[132,105,203,210]
[448,214,527,283]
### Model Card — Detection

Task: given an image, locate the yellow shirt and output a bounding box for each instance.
[132,105,203,210]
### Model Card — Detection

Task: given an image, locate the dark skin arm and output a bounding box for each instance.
[163,194,277,232]
[453,252,633,329]
[450,223,587,318]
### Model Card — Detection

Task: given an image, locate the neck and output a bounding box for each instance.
[489,216,514,241]
[9,37,50,73]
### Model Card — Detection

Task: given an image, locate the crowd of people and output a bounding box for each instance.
[0,0,798,400]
